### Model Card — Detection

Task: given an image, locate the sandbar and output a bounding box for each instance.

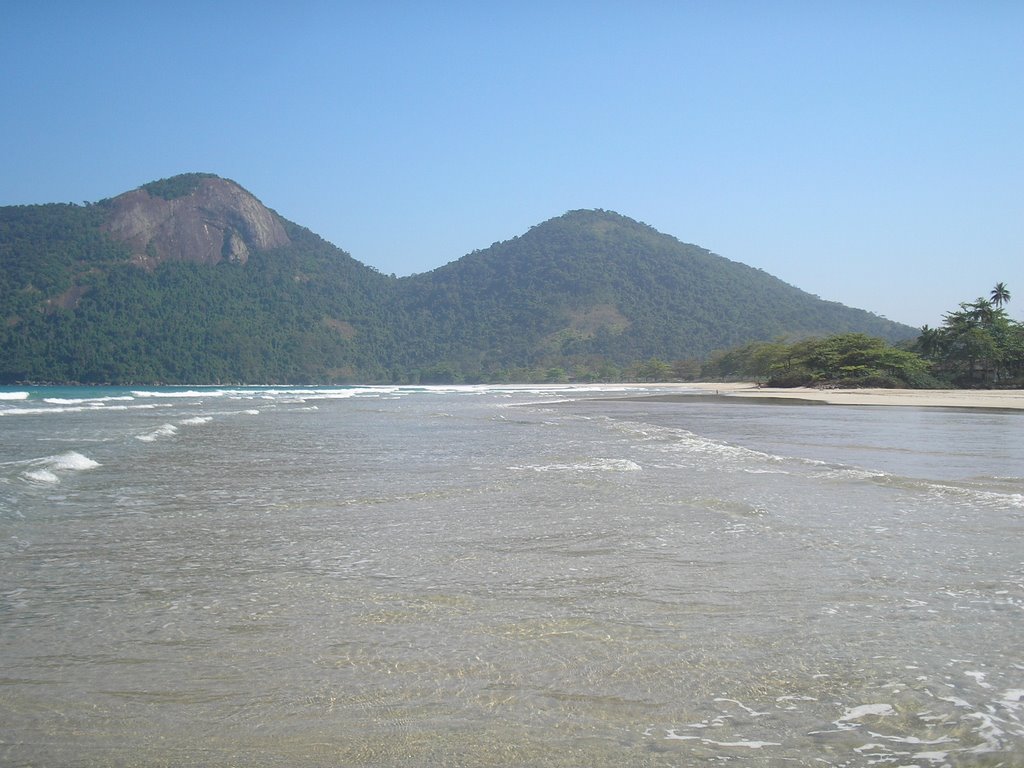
[631,382,1024,411]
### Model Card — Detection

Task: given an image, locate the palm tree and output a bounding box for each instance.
[990,282,1011,307]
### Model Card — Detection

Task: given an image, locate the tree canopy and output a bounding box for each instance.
[913,286,1023,386]
[699,283,1023,390]
[702,333,934,388]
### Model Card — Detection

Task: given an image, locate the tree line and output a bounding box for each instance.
[631,284,1022,389]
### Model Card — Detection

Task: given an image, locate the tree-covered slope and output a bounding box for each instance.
[1,177,916,384]
[0,184,398,383]
[397,209,915,375]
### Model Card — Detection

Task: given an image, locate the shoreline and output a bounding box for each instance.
[5,381,1024,412]
[632,382,1024,411]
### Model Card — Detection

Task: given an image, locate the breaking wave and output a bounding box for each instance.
[136,424,178,442]
[17,451,100,484]
[511,458,643,473]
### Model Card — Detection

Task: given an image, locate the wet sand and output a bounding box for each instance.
[634,382,1024,411]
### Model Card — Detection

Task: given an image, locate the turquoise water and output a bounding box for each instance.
[1,385,1022,766]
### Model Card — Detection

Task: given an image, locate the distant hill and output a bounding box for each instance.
[0,174,916,384]
[398,209,914,377]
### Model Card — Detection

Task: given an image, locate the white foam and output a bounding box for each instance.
[715,698,771,717]
[512,458,642,473]
[867,733,955,745]
[0,391,30,400]
[1,402,166,416]
[2,405,91,415]
[137,424,178,442]
[22,469,60,484]
[19,451,100,484]
[1000,689,1024,712]
[925,482,1024,509]
[663,731,779,748]
[841,704,896,720]
[915,751,952,763]
[938,695,972,709]
[44,451,100,471]
[965,670,992,689]
[42,396,134,405]
[233,388,364,400]
[701,739,781,748]
[966,711,1006,753]
[613,419,791,467]
[179,416,213,425]
[131,389,225,398]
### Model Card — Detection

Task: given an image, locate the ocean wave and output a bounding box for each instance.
[127,387,392,405]
[136,424,178,442]
[6,405,99,416]
[511,458,642,473]
[611,419,790,466]
[131,389,225,399]
[44,452,101,471]
[861,473,1024,510]
[0,391,30,401]
[22,469,60,484]
[659,671,1024,761]
[112,383,664,407]
[1,403,165,416]
[18,451,100,484]
[179,416,213,426]
[42,396,135,405]
[609,415,1024,511]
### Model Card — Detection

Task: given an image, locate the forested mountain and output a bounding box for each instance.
[0,176,398,383]
[398,209,913,378]
[0,174,916,384]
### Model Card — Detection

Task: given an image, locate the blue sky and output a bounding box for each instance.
[2,1,1021,328]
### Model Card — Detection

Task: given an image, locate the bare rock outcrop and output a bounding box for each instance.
[103,176,291,266]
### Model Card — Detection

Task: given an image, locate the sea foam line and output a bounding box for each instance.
[511,458,642,473]
[1,403,166,416]
[613,415,1024,510]
[131,389,226,399]
[42,396,135,405]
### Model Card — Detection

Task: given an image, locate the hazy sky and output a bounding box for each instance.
[2,1,1021,328]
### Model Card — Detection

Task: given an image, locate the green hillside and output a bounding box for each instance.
[0,176,916,384]
[397,209,914,377]
[0,202,397,383]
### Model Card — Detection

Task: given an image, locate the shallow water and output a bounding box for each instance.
[1,385,1022,766]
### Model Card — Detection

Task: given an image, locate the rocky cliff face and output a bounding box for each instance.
[103,176,291,266]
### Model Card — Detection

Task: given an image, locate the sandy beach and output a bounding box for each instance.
[640,382,1024,411]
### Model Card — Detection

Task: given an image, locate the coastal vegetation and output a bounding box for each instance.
[699,333,934,388]
[913,285,1023,386]
[669,283,1021,389]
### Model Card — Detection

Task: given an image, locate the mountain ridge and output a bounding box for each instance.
[0,173,916,384]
